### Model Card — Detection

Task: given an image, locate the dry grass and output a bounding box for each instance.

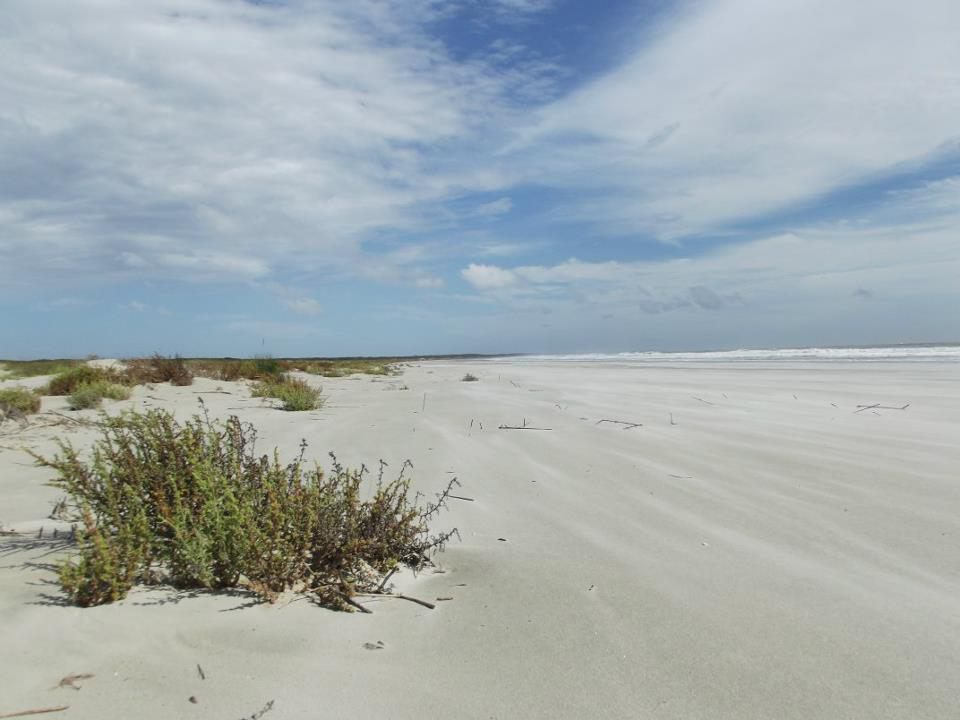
[124,354,193,386]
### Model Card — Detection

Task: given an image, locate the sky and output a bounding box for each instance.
[1,0,958,358]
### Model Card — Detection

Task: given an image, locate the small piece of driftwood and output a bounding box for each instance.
[856,403,910,412]
[448,495,475,502]
[691,396,714,405]
[498,425,552,431]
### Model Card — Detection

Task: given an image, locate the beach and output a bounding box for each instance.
[2,358,959,719]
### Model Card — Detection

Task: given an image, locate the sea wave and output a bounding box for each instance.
[491,345,960,363]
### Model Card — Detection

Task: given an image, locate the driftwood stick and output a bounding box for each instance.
[854,403,880,413]
[0,708,70,719]
[448,495,475,502]
[498,424,552,430]
[691,396,714,406]
[856,403,910,411]
[376,567,398,592]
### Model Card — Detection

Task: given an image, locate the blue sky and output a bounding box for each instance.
[1,0,959,358]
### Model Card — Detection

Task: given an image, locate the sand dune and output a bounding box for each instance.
[2,360,958,719]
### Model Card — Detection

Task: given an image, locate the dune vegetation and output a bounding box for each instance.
[0,386,42,420]
[32,409,457,610]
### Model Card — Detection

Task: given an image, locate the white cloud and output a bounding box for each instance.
[0,0,554,292]
[459,180,960,322]
[462,263,518,289]
[516,0,960,239]
[282,297,324,316]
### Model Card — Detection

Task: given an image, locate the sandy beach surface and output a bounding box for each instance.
[2,359,959,719]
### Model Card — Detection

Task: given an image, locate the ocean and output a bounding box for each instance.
[492,343,960,363]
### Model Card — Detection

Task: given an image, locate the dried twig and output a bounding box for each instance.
[357,593,436,610]
[196,664,206,681]
[447,495,474,502]
[240,700,274,720]
[498,424,552,430]
[595,419,643,429]
[54,673,93,691]
[691,396,714,406]
[343,595,372,614]
[0,708,69,719]
[856,403,910,411]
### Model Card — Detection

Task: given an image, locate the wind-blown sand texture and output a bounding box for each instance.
[2,359,959,719]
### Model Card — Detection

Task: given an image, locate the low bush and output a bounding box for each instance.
[0,386,41,419]
[252,374,323,411]
[43,365,128,396]
[124,354,193,386]
[68,381,131,410]
[461,373,479,382]
[33,409,457,609]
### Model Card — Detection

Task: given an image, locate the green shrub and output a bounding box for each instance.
[252,374,323,411]
[33,409,457,609]
[68,381,131,410]
[0,386,41,419]
[43,365,128,396]
[1,359,80,378]
[124,354,193,386]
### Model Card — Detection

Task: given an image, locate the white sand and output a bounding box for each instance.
[2,360,959,719]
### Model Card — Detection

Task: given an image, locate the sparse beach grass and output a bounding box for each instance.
[252,374,323,410]
[461,373,479,382]
[32,409,456,610]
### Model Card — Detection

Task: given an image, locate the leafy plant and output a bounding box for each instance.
[67,381,131,410]
[33,408,457,609]
[252,374,323,411]
[43,365,128,396]
[0,386,41,419]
